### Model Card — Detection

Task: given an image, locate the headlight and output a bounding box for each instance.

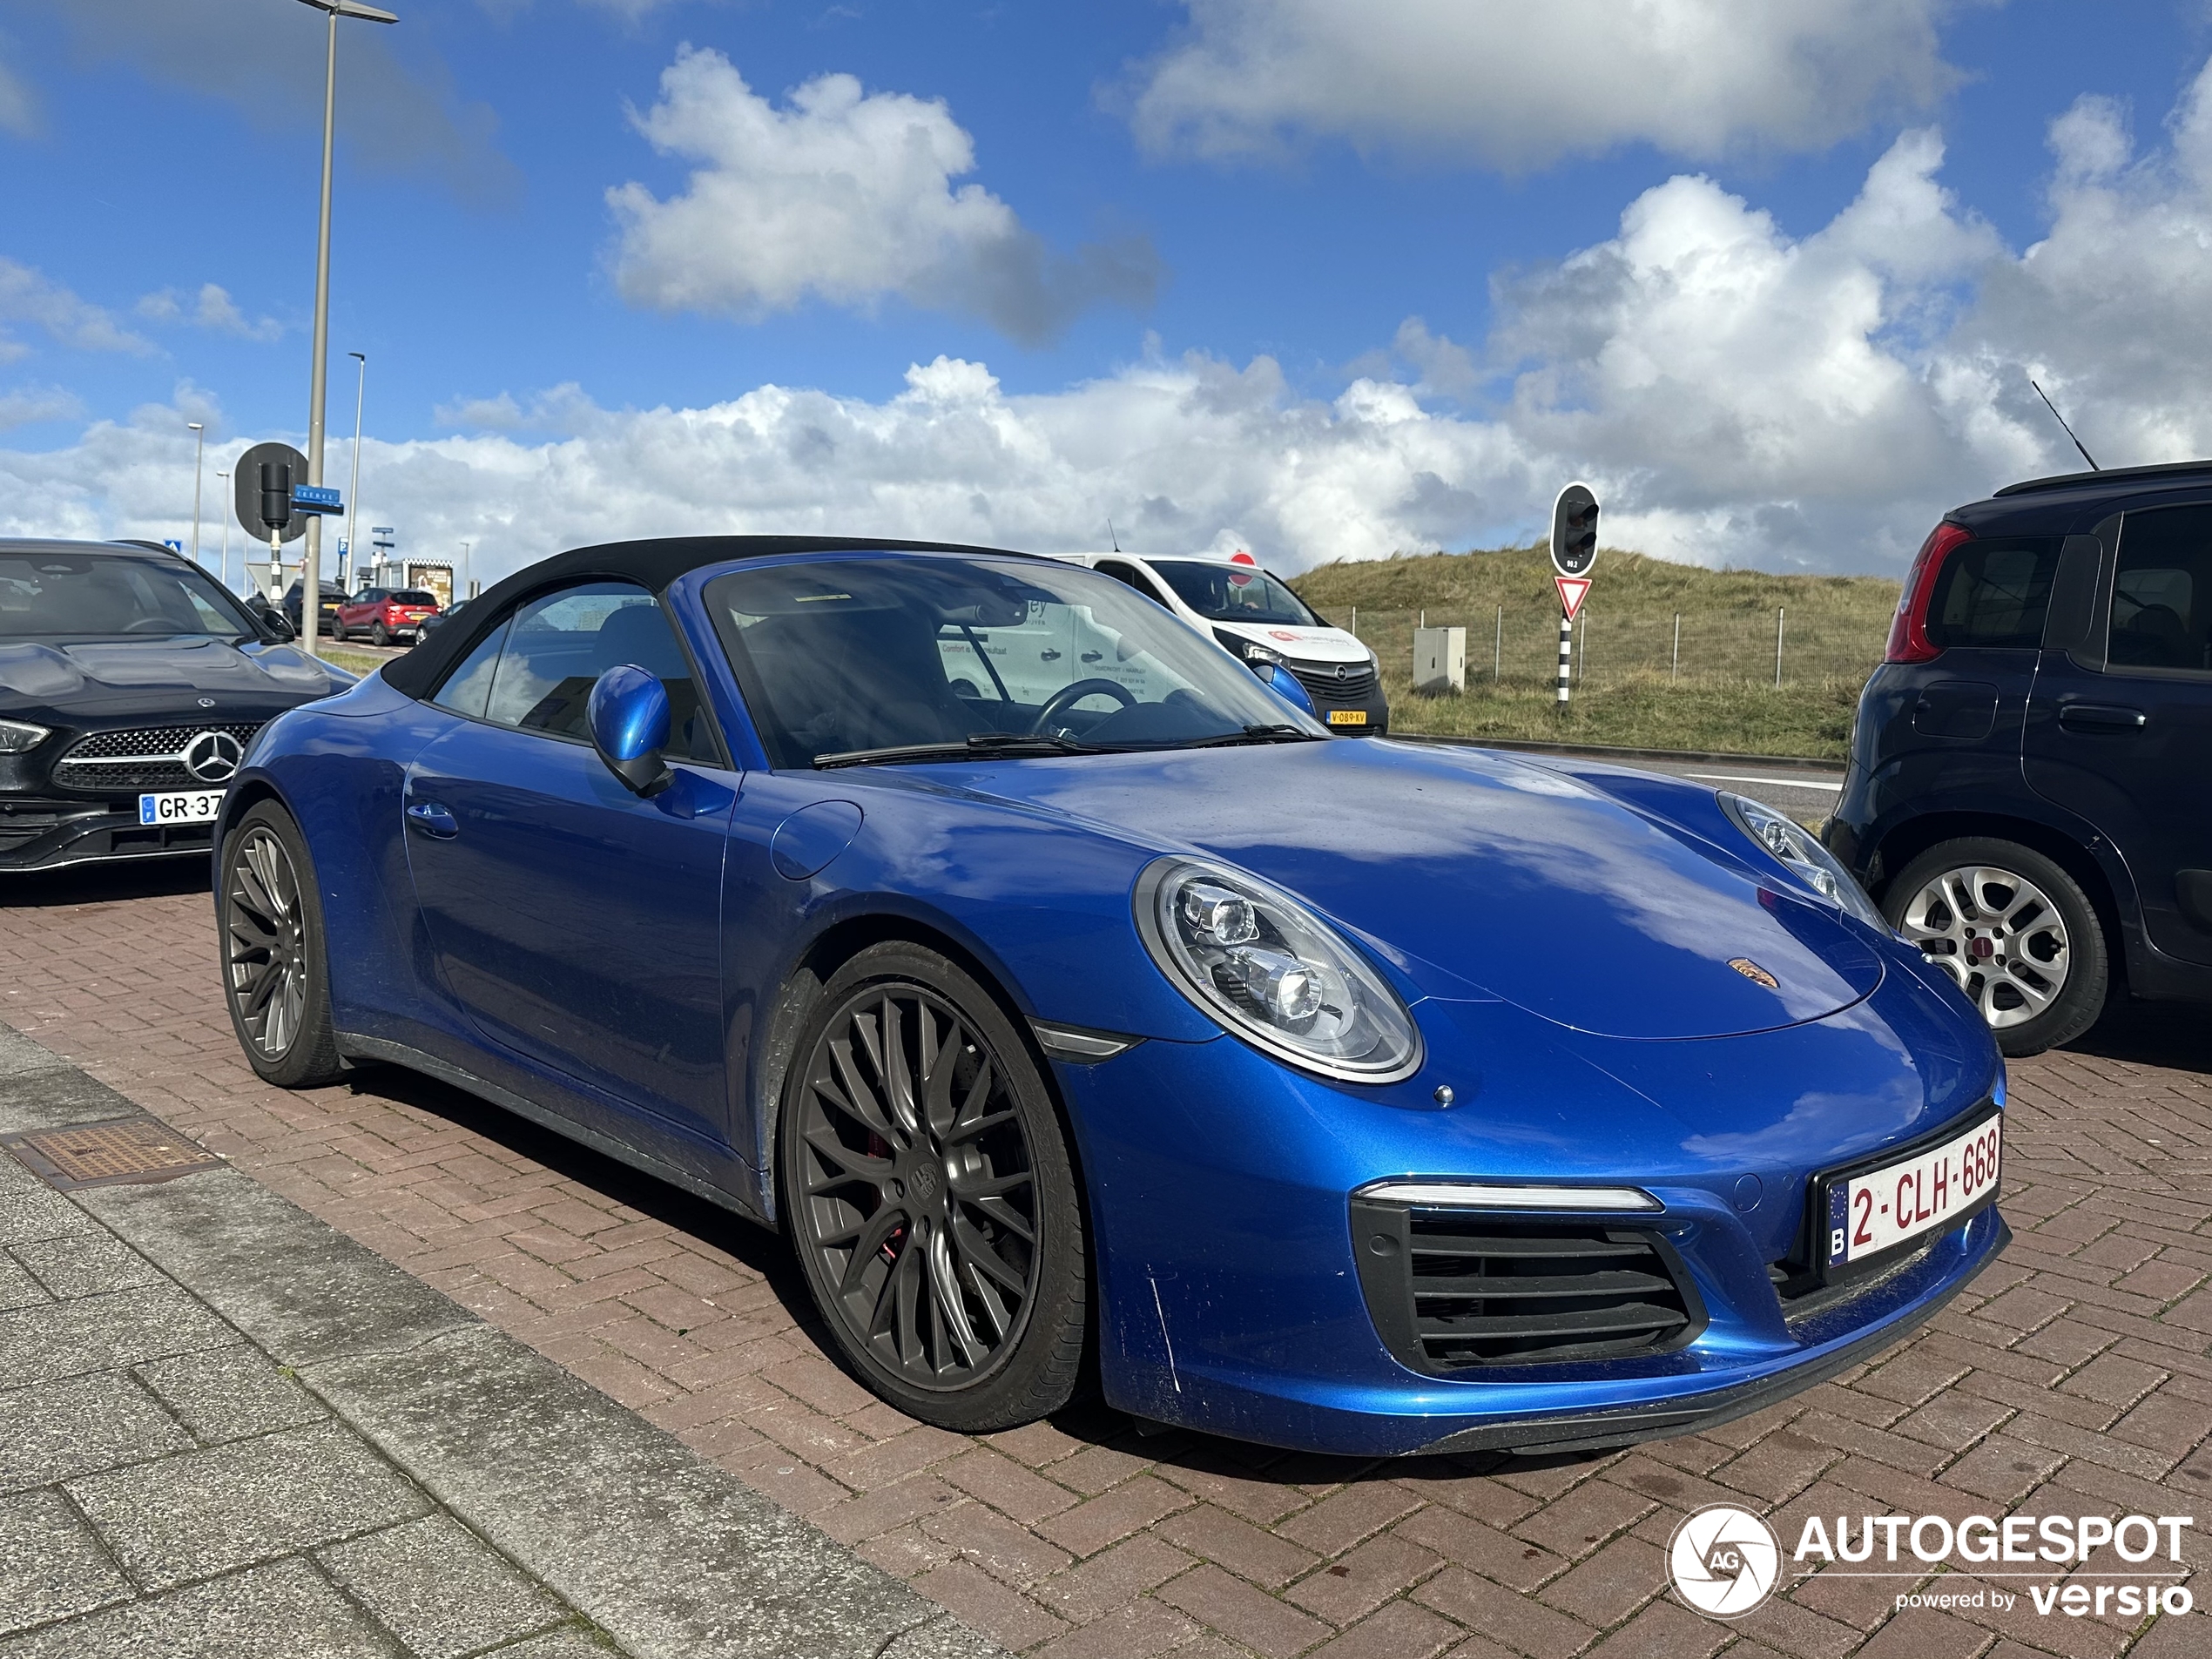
[1718,792,1888,931]
[1135,857,1420,1082]
[0,719,51,754]
[1211,628,1279,668]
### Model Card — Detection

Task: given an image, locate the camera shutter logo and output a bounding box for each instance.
[1669,1505,1781,1617]
[183,730,245,785]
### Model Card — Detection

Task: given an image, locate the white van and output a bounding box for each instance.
[1061,551,1389,733]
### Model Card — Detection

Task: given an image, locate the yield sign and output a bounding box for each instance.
[1555,575,1592,620]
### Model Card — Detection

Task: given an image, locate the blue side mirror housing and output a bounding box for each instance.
[1257,661,1318,718]
[587,664,674,797]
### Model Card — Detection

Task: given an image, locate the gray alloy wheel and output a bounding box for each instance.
[781,943,1086,1430]
[370,620,389,648]
[1884,836,2109,1055]
[220,805,345,1087]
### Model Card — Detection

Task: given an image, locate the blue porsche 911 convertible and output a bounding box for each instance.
[215,537,2006,1456]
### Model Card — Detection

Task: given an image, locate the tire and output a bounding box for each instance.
[1883,837,2109,1056]
[218,802,345,1088]
[370,621,389,649]
[779,942,1086,1431]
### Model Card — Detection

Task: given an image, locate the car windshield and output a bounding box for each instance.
[1149,560,1320,626]
[704,556,1327,767]
[0,552,254,641]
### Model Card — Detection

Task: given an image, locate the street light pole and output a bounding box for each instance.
[215,470,231,590]
[296,0,397,660]
[344,351,367,595]
[186,421,205,567]
[460,541,471,601]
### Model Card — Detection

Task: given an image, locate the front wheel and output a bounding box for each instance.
[1883,837,2109,1055]
[779,943,1087,1431]
[219,803,345,1087]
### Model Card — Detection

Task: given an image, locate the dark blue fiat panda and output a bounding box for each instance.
[1826,461,2212,1055]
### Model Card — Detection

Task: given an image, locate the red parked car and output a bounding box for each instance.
[334,587,441,647]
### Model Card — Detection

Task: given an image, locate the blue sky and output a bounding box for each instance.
[5,1,2212,581]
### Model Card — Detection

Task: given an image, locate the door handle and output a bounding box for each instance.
[2058,704,2148,732]
[405,801,458,838]
[1039,649,1062,661]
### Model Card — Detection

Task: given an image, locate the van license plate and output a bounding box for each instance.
[1327,710,1367,725]
[138,791,225,826]
[1824,1115,2001,1269]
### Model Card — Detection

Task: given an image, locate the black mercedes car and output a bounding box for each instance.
[0,539,354,872]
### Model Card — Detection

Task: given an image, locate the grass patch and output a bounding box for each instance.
[319,646,388,678]
[1292,544,1900,759]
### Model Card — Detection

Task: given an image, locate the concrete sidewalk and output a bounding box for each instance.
[0,1023,998,1659]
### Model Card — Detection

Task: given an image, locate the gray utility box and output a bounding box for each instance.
[1413,626,1467,695]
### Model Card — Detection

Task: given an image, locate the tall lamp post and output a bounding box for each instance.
[186,421,206,567]
[215,471,232,591]
[343,351,367,596]
[296,0,397,660]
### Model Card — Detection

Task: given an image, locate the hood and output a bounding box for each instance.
[0,637,348,711]
[926,738,1885,1041]
[1210,620,1369,664]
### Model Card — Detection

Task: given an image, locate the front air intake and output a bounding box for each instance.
[1351,1197,1705,1372]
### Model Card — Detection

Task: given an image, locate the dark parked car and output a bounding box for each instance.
[0,538,352,871]
[282,579,346,636]
[1825,460,2212,1054]
[334,587,441,647]
[417,597,470,638]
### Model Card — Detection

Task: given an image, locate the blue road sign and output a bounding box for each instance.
[291,483,343,515]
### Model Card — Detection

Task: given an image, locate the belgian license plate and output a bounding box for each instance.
[1327,710,1368,725]
[138,790,224,826]
[1824,1114,2002,1270]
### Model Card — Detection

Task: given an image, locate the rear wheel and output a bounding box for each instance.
[779,943,1086,1431]
[1883,837,2108,1055]
[219,803,345,1087]
[370,621,389,648]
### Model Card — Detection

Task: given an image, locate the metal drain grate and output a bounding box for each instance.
[3,1116,222,1190]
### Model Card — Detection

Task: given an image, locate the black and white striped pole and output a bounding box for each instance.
[1549,482,1600,710]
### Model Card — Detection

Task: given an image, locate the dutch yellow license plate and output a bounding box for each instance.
[1327,710,1367,725]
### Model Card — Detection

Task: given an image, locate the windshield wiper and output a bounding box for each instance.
[1171,723,1331,750]
[813,732,1105,769]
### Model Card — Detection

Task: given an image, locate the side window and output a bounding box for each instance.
[476,581,721,761]
[431,619,511,719]
[1097,560,1164,604]
[2110,507,2212,674]
[1925,540,2059,650]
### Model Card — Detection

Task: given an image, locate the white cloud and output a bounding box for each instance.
[136,283,283,342]
[609,47,1159,344]
[0,257,155,359]
[21,57,2212,583]
[1128,0,1968,170]
[0,385,81,429]
[0,41,37,138]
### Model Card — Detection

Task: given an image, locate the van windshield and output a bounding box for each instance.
[1149,560,1320,626]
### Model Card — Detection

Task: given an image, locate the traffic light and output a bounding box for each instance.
[259,461,293,534]
[1551,483,1599,577]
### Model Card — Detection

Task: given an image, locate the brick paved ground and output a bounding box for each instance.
[4,860,2209,1659]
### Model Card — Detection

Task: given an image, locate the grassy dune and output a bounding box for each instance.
[1291,545,1901,759]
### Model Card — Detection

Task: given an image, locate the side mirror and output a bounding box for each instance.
[256,603,296,642]
[1257,661,1317,718]
[587,664,674,797]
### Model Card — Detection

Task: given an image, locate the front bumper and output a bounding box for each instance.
[1289,670,1390,735]
[1049,960,2006,1457]
[0,797,218,870]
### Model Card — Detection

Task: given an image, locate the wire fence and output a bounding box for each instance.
[1348,604,1890,691]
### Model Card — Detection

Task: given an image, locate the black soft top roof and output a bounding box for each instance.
[381,534,1025,698]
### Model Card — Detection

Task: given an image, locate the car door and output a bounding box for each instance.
[2024,503,2212,965]
[401,580,741,1152]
